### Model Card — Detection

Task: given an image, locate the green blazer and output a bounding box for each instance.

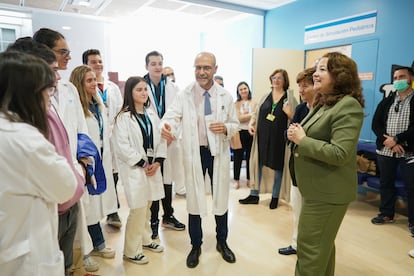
[293,95,364,204]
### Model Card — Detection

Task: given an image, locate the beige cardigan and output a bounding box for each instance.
[248,91,297,202]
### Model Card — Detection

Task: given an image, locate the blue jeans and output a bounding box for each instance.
[87,222,105,252]
[377,155,414,223]
[250,165,283,198]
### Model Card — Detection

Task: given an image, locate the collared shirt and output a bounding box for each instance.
[379,91,414,158]
[194,83,217,146]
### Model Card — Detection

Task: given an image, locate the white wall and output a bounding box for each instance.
[1,5,263,96]
[109,8,263,96]
[31,9,111,80]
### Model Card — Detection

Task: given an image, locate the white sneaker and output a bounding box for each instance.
[143,242,164,253]
[409,249,414,258]
[123,254,149,265]
[83,256,99,272]
[90,247,116,259]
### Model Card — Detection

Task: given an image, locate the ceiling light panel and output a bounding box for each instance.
[148,0,187,11]
[180,4,215,15]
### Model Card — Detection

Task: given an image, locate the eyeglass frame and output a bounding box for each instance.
[53,48,71,58]
[271,76,284,81]
[194,66,213,72]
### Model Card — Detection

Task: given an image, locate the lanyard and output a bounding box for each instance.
[89,100,104,144]
[271,102,277,114]
[98,88,108,105]
[133,110,153,149]
[148,79,165,117]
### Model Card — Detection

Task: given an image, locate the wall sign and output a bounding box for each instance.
[304,10,377,45]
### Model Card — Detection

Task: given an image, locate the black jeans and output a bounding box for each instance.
[233,130,253,180]
[378,154,414,223]
[151,163,174,222]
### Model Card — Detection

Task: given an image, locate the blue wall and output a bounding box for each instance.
[264,0,414,141]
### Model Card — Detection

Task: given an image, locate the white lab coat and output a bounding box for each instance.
[147,79,185,187]
[113,108,166,209]
[161,82,239,216]
[99,79,123,173]
[84,96,118,225]
[0,115,77,276]
[54,80,93,256]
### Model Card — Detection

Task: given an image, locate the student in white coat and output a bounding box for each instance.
[143,51,185,239]
[82,49,124,228]
[7,36,86,276]
[32,28,96,272]
[0,51,77,275]
[112,76,166,264]
[161,52,239,268]
[70,65,117,262]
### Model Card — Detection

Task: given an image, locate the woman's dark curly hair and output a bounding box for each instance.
[315,52,365,108]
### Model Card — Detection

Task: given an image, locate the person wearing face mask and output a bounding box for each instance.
[371,66,414,238]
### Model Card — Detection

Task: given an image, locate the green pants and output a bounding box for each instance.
[295,199,349,276]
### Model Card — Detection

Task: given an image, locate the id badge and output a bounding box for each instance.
[266,113,275,121]
[147,148,154,161]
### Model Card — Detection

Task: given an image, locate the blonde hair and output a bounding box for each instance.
[69,65,104,117]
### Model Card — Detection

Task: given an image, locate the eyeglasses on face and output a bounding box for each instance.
[195,66,213,72]
[394,100,401,113]
[54,49,71,58]
[271,76,284,81]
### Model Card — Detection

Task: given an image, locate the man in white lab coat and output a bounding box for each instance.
[144,51,186,240]
[161,52,239,268]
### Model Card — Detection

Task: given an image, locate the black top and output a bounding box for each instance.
[372,91,414,152]
[288,102,310,186]
[133,112,164,167]
[257,92,288,170]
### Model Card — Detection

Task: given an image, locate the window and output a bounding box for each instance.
[0,27,16,51]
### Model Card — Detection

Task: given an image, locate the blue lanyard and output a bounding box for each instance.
[133,110,153,149]
[89,100,104,142]
[98,88,108,105]
[149,79,164,117]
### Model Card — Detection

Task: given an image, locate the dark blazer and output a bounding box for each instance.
[293,96,364,204]
[371,91,414,152]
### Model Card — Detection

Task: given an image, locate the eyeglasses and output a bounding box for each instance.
[394,100,401,113]
[195,66,213,72]
[165,73,174,77]
[271,76,284,81]
[53,49,71,58]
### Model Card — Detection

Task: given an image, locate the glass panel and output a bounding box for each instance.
[2,28,16,41]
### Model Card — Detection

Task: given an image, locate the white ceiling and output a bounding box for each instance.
[0,0,296,20]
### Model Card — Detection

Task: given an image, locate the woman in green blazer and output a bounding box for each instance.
[287,52,365,276]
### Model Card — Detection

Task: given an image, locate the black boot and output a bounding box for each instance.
[239,195,259,204]
[269,197,278,209]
